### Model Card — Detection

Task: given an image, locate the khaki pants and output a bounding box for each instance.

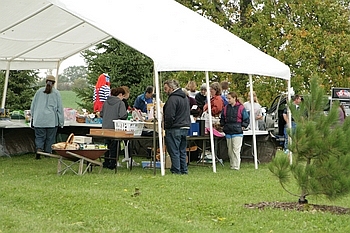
[226,136,243,170]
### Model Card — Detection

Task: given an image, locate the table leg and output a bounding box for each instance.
[0,128,11,158]
[128,140,133,171]
[115,140,120,174]
[78,158,84,175]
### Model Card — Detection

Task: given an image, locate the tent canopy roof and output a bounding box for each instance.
[0,0,290,80]
[0,0,110,70]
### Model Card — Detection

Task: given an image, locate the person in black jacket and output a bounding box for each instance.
[220,92,249,170]
[163,79,191,174]
[195,84,207,116]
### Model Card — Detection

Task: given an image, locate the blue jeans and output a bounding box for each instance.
[34,127,58,153]
[284,121,296,151]
[165,128,189,174]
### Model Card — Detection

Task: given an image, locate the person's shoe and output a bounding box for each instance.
[35,149,43,160]
[284,149,289,154]
[103,161,110,168]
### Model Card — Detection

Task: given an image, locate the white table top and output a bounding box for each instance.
[0,120,29,128]
[243,130,268,136]
[0,120,102,129]
[66,122,102,128]
[0,120,268,136]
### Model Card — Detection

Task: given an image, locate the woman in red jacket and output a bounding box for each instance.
[203,82,224,117]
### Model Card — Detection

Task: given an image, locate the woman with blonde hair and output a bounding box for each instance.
[186,81,199,98]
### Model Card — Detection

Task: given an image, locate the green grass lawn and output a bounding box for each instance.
[1,153,349,233]
[60,90,81,109]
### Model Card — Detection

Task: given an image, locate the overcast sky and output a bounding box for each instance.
[39,53,86,78]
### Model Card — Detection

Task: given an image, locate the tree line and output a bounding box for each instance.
[1,0,350,111]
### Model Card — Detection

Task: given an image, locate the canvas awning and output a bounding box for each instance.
[1,0,291,174]
[1,0,290,79]
[0,0,110,70]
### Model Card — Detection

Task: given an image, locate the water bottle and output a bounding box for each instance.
[127,111,132,120]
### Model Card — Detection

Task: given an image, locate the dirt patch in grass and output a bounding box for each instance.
[244,202,350,215]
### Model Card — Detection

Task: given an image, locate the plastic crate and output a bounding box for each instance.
[142,161,161,169]
[113,120,145,136]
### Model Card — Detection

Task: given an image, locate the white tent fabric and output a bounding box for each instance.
[1,0,291,175]
[49,0,290,79]
[0,0,110,70]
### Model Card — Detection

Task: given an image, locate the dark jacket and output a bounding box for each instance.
[220,102,249,135]
[101,96,127,129]
[195,92,206,111]
[164,88,191,129]
[134,92,152,113]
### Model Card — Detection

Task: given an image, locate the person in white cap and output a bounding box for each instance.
[30,75,64,159]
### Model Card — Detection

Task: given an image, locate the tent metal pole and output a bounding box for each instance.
[287,79,292,164]
[54,61,60,89]
[205,71,217,173]
[154,66,165,176]
[248,74,258,169]
[1,62,11,109]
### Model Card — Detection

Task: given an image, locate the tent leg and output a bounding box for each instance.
[1,62,10,109]
[204,71,217,173]
[248,74,258,169]
[154,66,165,176]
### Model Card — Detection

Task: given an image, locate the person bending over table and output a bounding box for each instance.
[100,87,127,169]
[163,79,191,175]
[133,86,154,113]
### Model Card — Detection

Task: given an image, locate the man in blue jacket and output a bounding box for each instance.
[133,86,154,113]
[163,80,191,174]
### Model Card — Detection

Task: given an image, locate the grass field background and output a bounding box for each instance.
[1,151,350,232]
[60,90,80,109]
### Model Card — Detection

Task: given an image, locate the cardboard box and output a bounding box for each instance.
[89,129,134,138]
[165,154,188,168]
[73,136,92,144]
[165,155,172,169]
[83,144,97,150]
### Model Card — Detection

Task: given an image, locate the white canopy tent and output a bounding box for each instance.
[1,0,291,174]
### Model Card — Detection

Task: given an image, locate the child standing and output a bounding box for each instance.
[220,92,250,170]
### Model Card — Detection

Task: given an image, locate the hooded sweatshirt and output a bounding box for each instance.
[100,96,127,129]
[163,88,191,129]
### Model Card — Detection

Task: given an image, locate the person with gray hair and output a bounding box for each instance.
[163,79,191,174]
